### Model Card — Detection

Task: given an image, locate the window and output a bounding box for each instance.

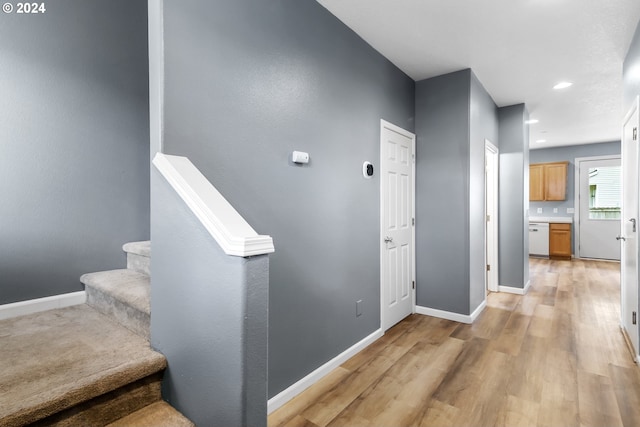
[588,166,621,220]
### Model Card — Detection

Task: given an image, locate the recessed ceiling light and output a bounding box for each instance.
[536,139,547,143]
[553,81,573,90]
[525,119,539,124]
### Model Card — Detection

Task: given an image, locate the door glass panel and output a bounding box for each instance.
[588,166,621,219]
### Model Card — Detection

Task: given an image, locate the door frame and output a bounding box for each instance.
[485,140,499,293]
[574,154,621,259]
[379,119,416,332]
[620,96,640,361]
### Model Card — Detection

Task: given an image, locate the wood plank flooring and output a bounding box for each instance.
[268,258,640,427]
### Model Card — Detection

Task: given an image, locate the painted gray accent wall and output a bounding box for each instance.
[415,69,497,315]
[0,0,150,305]
[415,70,471,314]
[624,19,640,111]
[469,72,499,311]
[498,104,530,289]
[157,0,414,398]
[151,168,268,426]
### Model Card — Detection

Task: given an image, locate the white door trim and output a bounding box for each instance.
[620,96,640,356]
[574,154,621,259]
[380,119,416,332]
[485,140,499,293]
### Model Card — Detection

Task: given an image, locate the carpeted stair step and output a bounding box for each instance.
[123,240,151,276]
[0,305,167,427]
[82,269,150,340]
[106,401,194,427]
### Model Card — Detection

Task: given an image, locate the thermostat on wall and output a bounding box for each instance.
[292,151,309,164]
[363,161,374,179]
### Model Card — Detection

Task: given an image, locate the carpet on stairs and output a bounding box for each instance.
[0,304,166,427]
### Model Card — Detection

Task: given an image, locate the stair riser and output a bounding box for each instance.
[127,253,150,276]
[28,373,163,427]
[87,288,150,341]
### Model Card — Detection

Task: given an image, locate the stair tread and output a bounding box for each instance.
[106,401,194,427]
[0,304,166,427]
[122,241,151,258]
[81,269,150,315]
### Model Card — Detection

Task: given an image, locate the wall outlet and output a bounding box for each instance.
[356,300,363,317]
[553,208,558,213]
[567,208,575,214]
[537,208,543,214]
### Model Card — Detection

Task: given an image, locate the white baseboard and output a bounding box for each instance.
[267,328,383,414]
[470,299,487,322]
[415,300,486,324]
[499,280,531,295]
[0,291,86,321]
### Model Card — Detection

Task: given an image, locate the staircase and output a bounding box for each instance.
[0,241,194,427]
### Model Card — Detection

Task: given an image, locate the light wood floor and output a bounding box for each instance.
[268,258,640,427]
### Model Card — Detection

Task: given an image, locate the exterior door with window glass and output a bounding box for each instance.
[578,157,621,260]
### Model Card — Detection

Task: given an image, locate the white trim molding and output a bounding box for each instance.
[153,153,274,257]
[415,300,487,324]
[0,291,86,321]
[267,328,383,414]
[499,280,531,295]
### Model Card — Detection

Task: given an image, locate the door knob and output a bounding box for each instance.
[617,235,626,241]
[630,218,637,232]
[384,236,393,243]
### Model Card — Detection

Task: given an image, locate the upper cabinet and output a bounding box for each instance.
[529,161,568,201]
[530,164,545,201]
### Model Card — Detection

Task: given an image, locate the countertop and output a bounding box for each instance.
[529,216,573,224]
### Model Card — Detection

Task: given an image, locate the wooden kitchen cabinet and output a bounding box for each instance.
[549,223,571,260]
[529,161,568,201]
[530,164,545,201]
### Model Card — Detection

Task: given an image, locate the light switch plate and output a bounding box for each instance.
[567,208,575,213]
[553,208,558,213]
[537,208,543,213]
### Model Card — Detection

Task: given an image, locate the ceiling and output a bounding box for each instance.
[316,0,640,149]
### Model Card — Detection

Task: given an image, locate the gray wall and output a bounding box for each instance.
[415,70,471,314]
[469,72,499,311]
[498,104,530,289]
[158,0,414,398]
[151,167,268,426]
[0,0,150,305]
[624,19,640,111]
[414,69,498,315]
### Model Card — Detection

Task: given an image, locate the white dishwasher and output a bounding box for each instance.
[529,222,549,256]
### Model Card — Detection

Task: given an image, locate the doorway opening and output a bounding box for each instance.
[485,140,499,293]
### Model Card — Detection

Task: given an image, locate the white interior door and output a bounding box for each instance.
[485,141,499,293]
[621,97,639,359]
[380,120,415,331]
[577,157,621,260]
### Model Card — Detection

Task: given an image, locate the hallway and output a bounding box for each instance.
[269,258,640,427]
